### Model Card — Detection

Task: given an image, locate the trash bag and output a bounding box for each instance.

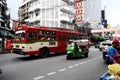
[108,63,120,75]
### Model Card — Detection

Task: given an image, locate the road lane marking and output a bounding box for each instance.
[33,56,102,80]
[82,61,87,64]
[74,64,79,67]
[87,59,92,62]
[92,58,96,60]
[47,72,56,76]
[68,66,74,69]
[58,68,67,72]
[33,76,45,80]
[78,62,84,65]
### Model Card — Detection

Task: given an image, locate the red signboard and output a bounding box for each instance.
[76,15,82,22]
[74,0,83,2]
[76,2,82,8]
[76,8,82,14]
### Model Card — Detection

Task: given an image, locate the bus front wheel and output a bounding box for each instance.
[40,48,49,58]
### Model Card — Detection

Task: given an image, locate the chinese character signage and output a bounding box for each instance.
[75,1,83,22]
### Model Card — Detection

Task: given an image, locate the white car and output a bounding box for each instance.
[99,41,112,51]
[102,41,112,63]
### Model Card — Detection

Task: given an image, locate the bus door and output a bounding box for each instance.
[27,31,38,54]
[57,35,66,53]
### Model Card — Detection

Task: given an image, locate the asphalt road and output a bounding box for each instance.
[0,46,108,80]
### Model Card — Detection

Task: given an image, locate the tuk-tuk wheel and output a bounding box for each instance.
[66,54,72,60]
[84,52,88,58]
[0,69,2,74]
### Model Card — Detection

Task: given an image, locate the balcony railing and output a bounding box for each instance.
[29,4,41,12]
[29,15,41,22]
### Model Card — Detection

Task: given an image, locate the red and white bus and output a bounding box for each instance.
[12,25,87,57]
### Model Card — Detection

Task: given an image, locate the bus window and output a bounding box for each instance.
[74,34,77,40]
[45,31,51,40]
[51,32,56,40]
[77,34,79,39]
[67,33,70,40]
[82,36,85,39]
[77,34,81,39]
[15,32,25,40]
[28,32,37,41]
[71,33,74,40]
[38,30,45,40]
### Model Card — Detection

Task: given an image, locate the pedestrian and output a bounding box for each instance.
[108,40,120,64]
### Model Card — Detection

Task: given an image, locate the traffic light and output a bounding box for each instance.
[102,20,107,28]
[104,20,107,28]
[102,21,105,25]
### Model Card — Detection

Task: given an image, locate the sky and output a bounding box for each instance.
[7,0,120,27]
[102,0,120,27]
[7,0,19,20]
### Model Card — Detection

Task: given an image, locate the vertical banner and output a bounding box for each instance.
[75,1,83,22]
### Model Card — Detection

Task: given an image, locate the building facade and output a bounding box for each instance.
[0,0,7,30]
[0,0,7,51]
[0,0,11,51]
[19,0,101,30]
[75,0,101,30]
[0,0,11,35]
[10,19,19,31]
[19,0,75,30]
[18,0,30,21]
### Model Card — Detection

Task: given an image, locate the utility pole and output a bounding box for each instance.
[3,15,7,51]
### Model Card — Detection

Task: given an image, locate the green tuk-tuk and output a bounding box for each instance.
[66,39,89,60]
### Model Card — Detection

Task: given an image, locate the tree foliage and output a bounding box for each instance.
[90,34,105,42]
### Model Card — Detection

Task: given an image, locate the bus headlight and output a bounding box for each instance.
[22,46,25,48]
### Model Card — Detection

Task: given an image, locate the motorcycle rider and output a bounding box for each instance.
[108,40,120,63]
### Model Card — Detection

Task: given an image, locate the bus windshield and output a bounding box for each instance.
[14,30,25,40]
